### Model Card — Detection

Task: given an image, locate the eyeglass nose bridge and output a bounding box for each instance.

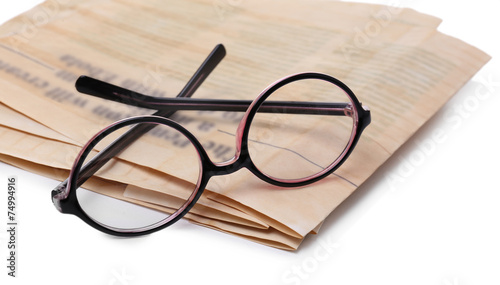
[205,155,253,178]
[202,115,253,178]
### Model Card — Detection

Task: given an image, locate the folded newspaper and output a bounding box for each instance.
[0,0,490,249]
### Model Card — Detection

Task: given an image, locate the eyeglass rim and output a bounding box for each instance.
[61,116,209,235]
[235,72,370,187]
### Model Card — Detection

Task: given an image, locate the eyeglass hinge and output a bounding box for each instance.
[51,182,68,213]
[343,104,354,117]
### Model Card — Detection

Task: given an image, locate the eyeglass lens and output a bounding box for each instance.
[248,78,355,180]
[74,122,202,232]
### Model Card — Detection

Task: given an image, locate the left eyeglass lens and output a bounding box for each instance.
[247,76,356,181]
[73,120,201,233]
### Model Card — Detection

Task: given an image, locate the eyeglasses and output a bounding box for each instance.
[51,44,371,236]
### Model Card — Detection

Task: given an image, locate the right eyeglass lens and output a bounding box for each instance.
[247,77,356,181]
[73,120,202,233]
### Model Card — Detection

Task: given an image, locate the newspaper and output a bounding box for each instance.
[0,0,490,249]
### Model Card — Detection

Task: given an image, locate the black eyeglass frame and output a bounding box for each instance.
[51,44,371,236]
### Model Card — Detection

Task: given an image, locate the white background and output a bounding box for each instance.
[1,1,499,284]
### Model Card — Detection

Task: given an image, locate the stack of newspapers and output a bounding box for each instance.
[0,0,489,249]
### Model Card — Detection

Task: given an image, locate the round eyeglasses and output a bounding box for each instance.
[51,45,371,236]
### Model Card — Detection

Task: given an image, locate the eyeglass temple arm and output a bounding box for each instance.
[51,44,227,208]
[76,76,351,117]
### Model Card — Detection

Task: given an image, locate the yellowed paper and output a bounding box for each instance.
[0,0,490,249]
[0,103,76,144]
